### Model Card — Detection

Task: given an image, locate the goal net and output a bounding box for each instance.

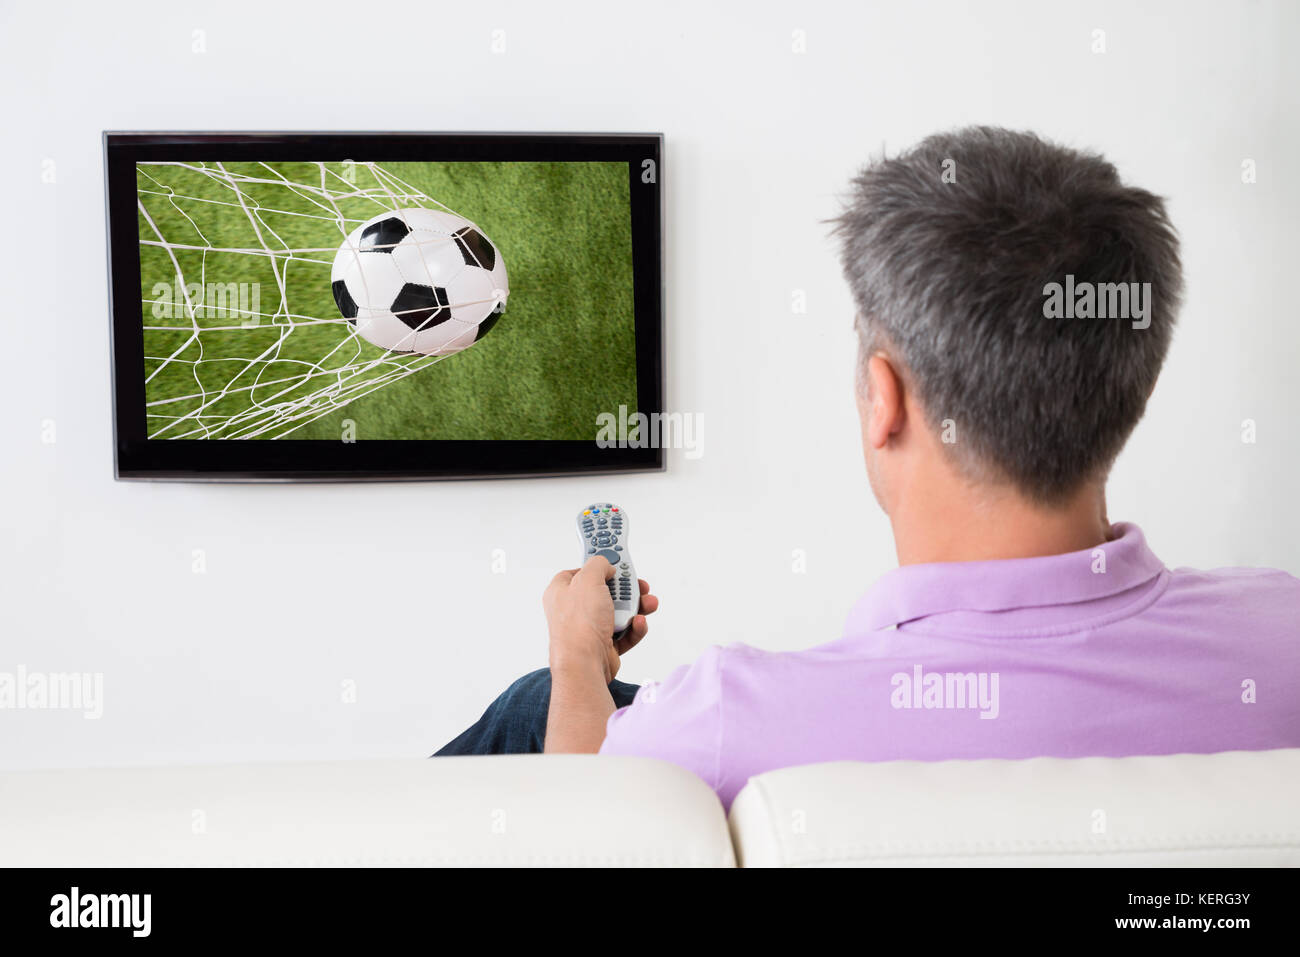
[137,160,463,440]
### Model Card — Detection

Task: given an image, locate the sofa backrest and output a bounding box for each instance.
[727,748,1300,867]
[4,749,1297,867]
[0,755,735,867]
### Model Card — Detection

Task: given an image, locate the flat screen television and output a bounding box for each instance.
[104,132,664,481]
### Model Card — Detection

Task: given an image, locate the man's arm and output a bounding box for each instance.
[544,662,617,753]
[541,558,656,753]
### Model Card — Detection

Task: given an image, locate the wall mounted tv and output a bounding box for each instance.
[104,132,664,481]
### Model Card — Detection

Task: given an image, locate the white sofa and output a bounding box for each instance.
[2,749,1297,867]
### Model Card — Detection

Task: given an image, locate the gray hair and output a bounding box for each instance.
[833,126,1183,504]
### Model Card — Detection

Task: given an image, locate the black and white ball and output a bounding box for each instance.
[330,208,508,356]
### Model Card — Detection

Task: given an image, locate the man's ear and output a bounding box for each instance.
[865,352,905,450]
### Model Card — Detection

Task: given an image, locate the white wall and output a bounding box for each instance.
[2,0,1296,770]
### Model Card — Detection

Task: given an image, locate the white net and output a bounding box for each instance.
[137,160,464,440]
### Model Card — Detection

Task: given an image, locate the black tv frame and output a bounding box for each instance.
[104,131,664,482]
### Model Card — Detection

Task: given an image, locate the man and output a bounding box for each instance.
[436,126,1300,808]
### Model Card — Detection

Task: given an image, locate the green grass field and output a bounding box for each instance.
[137,160,637,440]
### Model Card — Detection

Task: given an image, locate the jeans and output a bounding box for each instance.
[432,668,642,756]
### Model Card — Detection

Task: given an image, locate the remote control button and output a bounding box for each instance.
[595,549,620,563]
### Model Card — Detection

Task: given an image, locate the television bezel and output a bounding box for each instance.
[104,131,665,482]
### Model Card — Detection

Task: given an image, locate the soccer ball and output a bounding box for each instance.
[330,208,508,356]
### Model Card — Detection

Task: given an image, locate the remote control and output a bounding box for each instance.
[576,503,638,637]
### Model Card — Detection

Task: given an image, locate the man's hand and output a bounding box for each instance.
[543,557,657,684]
[542,557,658,753]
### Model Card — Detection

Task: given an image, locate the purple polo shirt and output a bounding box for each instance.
[599,523,1300,808]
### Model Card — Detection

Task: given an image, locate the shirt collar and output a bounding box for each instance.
[845,522,1165,633]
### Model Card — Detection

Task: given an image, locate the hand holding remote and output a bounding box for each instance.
[576,503,638,637]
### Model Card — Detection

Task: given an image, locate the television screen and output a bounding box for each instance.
[104,132,663,480]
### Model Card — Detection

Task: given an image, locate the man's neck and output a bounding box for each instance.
[889,474,1111,566]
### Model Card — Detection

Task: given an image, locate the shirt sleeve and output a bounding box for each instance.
[598,645,725,794]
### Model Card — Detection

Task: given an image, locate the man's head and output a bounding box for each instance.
[834,126,1183,520]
